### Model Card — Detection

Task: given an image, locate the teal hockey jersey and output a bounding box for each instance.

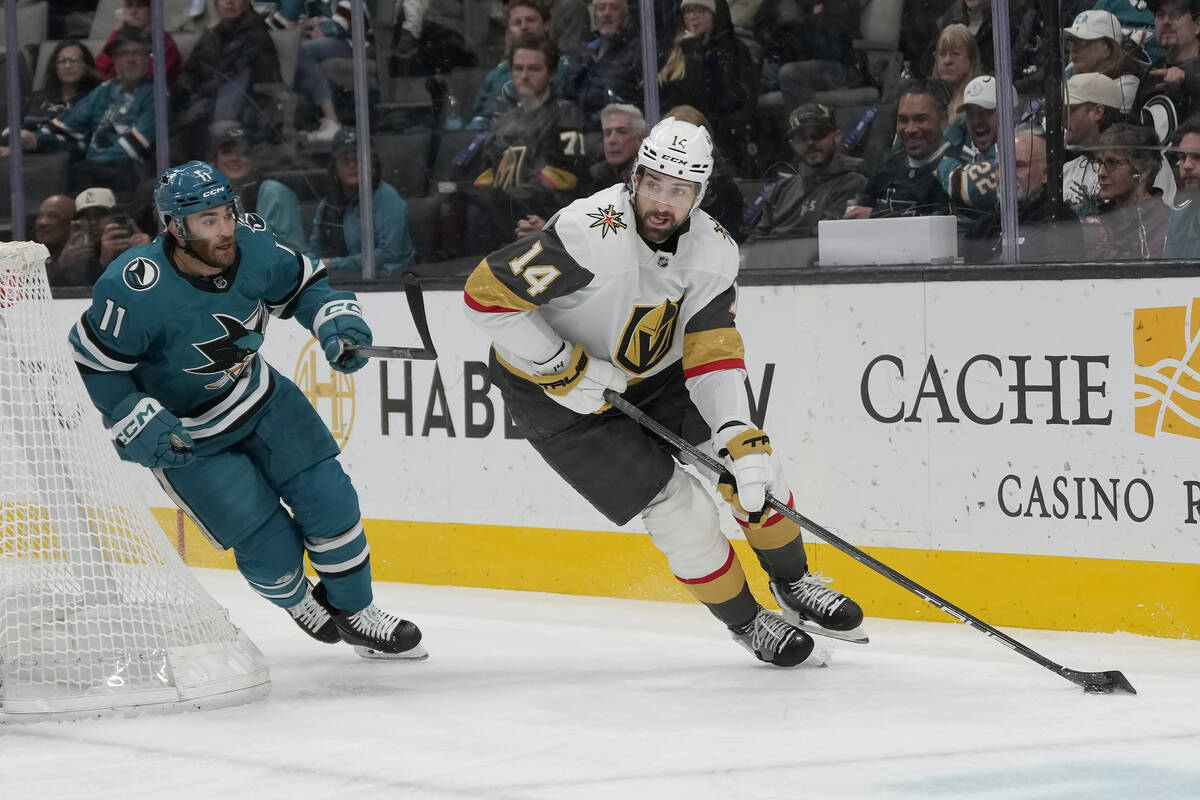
[68,217,356,452]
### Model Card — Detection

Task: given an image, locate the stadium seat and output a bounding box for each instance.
[431,129,486,183]
[376,131,433,197]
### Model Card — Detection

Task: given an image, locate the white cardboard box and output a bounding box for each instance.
[817,216,958,266]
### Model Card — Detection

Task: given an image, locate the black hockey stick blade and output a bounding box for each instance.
[346,274,437,361]
[602,390,1136,695]
[1067,668,1137,695]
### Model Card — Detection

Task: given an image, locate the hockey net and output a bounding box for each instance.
[0,242,269,720]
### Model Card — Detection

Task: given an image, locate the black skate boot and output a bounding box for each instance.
[286,580,341,644]
[730,607,829,667]
[330,600,427,661]
[771,571,868,644]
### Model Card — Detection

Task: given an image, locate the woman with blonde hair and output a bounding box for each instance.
[935,24,981,125]
[657,0,758,155]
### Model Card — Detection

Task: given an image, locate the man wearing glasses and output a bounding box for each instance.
[0,26,155,196]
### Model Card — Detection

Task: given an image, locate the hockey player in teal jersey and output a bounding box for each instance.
[67,160,426,660]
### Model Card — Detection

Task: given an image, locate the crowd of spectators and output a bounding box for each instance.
[18,0,1200,286]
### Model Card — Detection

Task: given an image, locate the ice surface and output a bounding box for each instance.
[3,568,1198,799]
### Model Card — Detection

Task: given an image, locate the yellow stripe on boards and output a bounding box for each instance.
[152,509,1199,640]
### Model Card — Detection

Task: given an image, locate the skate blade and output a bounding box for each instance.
[353,643,429,661]
[779,610,869,644]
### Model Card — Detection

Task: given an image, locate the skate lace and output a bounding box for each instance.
[288,592,331,631]
[347,604,402,640]
[785,572,844,617]
[750,609,796,655]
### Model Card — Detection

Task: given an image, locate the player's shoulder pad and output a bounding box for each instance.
[682,207,740,276]
[551,184,636,266]
[98,239,170,299]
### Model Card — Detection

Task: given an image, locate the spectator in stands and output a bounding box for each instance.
[1137,0,1200,144]
[268,0,377,143]
[385,0,480,77]
[1164,115,1200,255]
[1063,72,1126,218]
[665,103,747,240]
[657,0,759,156]
[551,0,592,55]
[1064,9,1141,114]
[776,0,865,111]
[935,24,982,126]
[1,26,156,196]
[929,0,993,74]
[846,80,952,218]
[938,75,1014,229]
[26,41,100,129]
[589,102,647,186]
[35,194,88,286]
[1093,123,1169,259]
[65,186,153,283]
[308,128,416,272]
[513,101,647,237]
[468,0,570,130]
[93,0,183,84]
[754,103,867,238]
[213,125,306,252]
[172,0,282,159]
[468,34,587,249]
[564,0,643,124]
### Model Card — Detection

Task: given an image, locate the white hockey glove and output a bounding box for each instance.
[716,423,774,523]
[531,342,627,414]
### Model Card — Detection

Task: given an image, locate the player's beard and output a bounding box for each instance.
[188,233,237,272]
[635,205,685,244]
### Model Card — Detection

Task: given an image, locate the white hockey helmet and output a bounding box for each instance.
[632,116,714,213]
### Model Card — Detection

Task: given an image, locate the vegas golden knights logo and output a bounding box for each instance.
[294,338,356,450]
[616,298,681,374]
[495,145,528,190]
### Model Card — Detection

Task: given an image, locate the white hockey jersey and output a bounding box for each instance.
[464,183,751,427]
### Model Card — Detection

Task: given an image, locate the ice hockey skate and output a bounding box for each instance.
[286,580,341,643]
[771,572,869,644]
[731,607,830,667]
[328,597,428,661]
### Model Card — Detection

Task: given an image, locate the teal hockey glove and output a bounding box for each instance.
[315,299,372,374]
[109,394,195,469]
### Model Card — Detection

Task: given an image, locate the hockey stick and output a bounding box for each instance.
[603,390,1137,695]
[345,274,438,361]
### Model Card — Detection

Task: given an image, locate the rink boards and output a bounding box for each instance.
[56,276,1200,639]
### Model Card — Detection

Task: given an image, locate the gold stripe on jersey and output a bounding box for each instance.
[538,165,578,190]
[474,167,496,187]
[682,328,745,377]
[677,544,749,605]
[464,260,539,313]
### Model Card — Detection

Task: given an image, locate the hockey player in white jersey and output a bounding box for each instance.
[465,117,865,666]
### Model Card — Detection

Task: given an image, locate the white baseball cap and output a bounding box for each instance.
[957,75,1018,112]
[1066,10,1122,41]
[74,187,116,213]
[1066,72,1123,109]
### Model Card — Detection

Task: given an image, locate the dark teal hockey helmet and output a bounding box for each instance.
[154,160,238,234]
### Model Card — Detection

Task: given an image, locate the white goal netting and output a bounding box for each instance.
[0,242,269,720]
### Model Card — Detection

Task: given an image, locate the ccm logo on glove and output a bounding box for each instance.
[113,397,165,446]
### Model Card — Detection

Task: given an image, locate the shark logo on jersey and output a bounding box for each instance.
[616,297,682,374]
[586,204,627,238]
[122,257,160,291]
[186,304,267,389]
